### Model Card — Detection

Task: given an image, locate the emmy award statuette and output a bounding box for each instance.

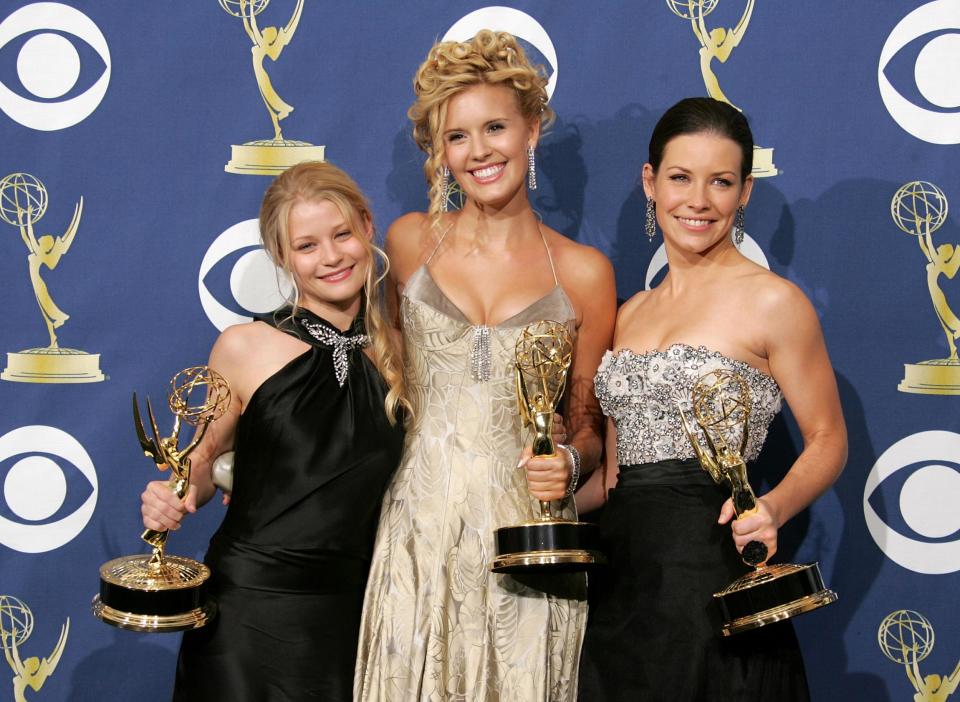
[892,181,960,395]
[92,367,231,632]
[678,369,837,636]
[667,0,777,177]
[220,0,325,175]
[0,172,104,383]
[879,610,960,702]
[491,321,605,574]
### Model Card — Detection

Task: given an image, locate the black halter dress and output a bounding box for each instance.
[173,307,404,702]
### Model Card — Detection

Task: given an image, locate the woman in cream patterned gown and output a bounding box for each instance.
[355,31,616,701]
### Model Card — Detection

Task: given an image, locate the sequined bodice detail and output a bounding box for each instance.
[595,344,783,465]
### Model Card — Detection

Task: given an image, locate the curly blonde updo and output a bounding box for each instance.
[409,30,554,224]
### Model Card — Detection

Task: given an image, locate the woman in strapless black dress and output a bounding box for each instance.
[576,99,847,701]
[140,162,407,702]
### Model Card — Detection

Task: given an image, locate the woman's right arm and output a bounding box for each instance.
[384,212,428,329]
[575,418,620,514]
[140,328,246,532]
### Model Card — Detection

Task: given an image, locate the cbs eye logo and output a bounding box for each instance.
[443,6,557,100]
[864,430,960,575]
[878,0,960,144]
[0,3,110,131]
[199,219,295,332]
[0,425,98,553]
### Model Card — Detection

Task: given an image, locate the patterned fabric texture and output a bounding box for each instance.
[595,344,783,466]
[355,265,586,702]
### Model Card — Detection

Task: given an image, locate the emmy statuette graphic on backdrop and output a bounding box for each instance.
[879,610,960,702]
[0,173,104,383]
[220,0,325,175]
[491,320,605,573]
[93,367,231,632]
[678,369,836,635]
[0,595,69,702]
[667,0,777,177]
[892,181,960,394]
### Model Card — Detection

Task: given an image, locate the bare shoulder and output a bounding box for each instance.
[614,287,653,328]
[212,321,274,366]
[543,227,614,290]
[385,212,437,283]
[744,268,818,329]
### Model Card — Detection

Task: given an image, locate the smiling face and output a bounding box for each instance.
[643,131,753,255]
[441,83,539,211]
[286,198,370,325]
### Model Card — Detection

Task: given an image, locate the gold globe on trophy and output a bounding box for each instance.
[679,369,837,636]
[491,320,605,573]
[666,0,777,177]
[879,609,960,700]
[92,367,231,632]
[220,0,326,175]
[0,172,104,384]
[892,180,960,395]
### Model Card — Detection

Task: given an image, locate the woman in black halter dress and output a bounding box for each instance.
[172,306,403,701]
[140,162,407,702]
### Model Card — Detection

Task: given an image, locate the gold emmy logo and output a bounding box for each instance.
[892,181,960,395]
[879,610,960,702]
[667,0,777,177]
[0,173,104,383]
[0,595,69,702]
[220,0,326,175]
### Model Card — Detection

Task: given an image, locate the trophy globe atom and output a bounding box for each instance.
[0,172,47,227]
[218,0,269,18]
[0,595,33,649]
[168,366,231,426]
[891,181,948,236]
[666,0,718,20]
[878,609,934,664]
[691,369,751,436]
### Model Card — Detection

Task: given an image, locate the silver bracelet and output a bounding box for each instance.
[558,443,581,496]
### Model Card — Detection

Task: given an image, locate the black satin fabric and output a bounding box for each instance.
[578,459,809,702]
[173,307,403,702]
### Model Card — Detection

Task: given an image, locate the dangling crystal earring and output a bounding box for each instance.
[645,197,657,242]
[527,146,537,191]
[734,205,745,246]
[439,166,450,213]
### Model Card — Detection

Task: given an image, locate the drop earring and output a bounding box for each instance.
[734,205,745,246]
[527,146,537,190]
[645,197,657,242]
[439,166,450,213]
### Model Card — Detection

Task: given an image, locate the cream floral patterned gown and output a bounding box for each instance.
[355,234,586,702]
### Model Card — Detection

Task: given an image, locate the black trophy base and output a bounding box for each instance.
[715,562,837,636]
[492,520,606,574]
[92,554,215,633]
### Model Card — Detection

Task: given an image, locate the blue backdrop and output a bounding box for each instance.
[2,1,959,700]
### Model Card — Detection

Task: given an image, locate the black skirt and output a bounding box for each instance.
[578,459,809,702]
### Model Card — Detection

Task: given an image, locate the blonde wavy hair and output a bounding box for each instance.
[409,30,554,225]
[259,161,409,425]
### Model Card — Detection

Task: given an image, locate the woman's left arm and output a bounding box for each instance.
[524,246,616,501]
[725,280,848,557]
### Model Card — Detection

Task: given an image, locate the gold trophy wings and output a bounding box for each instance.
[679,368,767,565]
[492,320,605,574]
[515,320,573,520]
[679,368,837,636]
[93,366,231,633]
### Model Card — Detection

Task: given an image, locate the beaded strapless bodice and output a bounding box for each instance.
[595,344,782,466]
